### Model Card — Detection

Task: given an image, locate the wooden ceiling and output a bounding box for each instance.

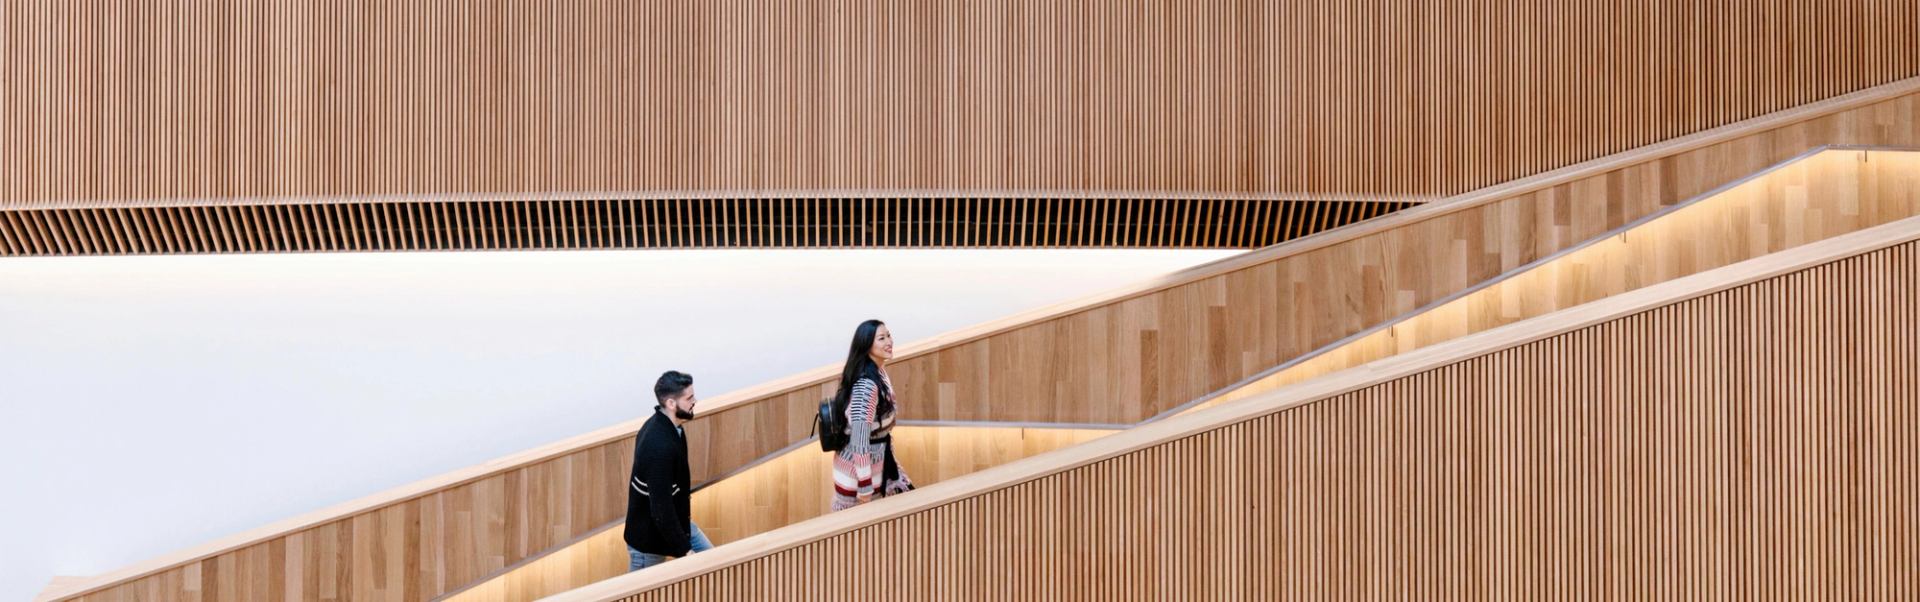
[3,0,1915,255]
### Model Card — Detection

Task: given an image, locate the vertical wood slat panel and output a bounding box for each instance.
[39,98,1920,601]
[1193,149,1920,412]
[613,237,1920,602]
[5,1,1917,207]
[435,426,1116,602]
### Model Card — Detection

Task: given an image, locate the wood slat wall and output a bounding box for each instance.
[1192,148,1920,412]
[0,196,1411,256]
[675,89,1920,497]
[445,146,1920,602]
[692,425,1113,547]
[44,439,635,602]
[584,224,1920,602]
[438,426,1113,602]
[5,1,1916,205]
[40,87,1920,602]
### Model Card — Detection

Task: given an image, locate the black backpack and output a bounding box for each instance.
[813,397,848,452]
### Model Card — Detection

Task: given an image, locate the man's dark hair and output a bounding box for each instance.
[653,370,694,406]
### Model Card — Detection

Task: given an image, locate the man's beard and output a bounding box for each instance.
[673,407,695,420]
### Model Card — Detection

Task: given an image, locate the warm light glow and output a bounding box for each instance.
[1192,150,1920,412]
[439,425,1113,602]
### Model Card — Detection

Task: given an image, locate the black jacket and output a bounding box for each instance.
[624,409,693,556]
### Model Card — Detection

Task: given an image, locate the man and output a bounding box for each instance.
[624,370,714,571]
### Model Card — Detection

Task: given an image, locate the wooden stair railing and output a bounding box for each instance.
[1181,146,1920,415]
[437,145,1920,602]
[37,77,1920,602]
[551,214,1920,601]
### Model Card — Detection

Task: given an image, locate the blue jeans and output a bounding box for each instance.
[628,522,713,571]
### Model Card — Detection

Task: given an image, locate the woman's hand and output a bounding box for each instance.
[885,474,915,495]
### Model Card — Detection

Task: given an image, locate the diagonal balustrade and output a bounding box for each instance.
[1184,147,1920,415]
[553,211,1920,602]
[436,145,1920,602]
[36,78,1920,602]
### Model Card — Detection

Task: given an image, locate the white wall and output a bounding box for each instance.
[0,248,1237,601]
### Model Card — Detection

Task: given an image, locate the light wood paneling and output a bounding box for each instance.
[37,440,635,602]
[333,143,1920,602]
[436,426,1111,602]
[38,87,1920,602]
[680,89,1920,494]
[1193,147,1920,411]
[0,196,1411,256]
[4,1,1917,255]
[446,527,630,602]
[695,425,1112,546]
[559,217,1920,602]
[33,579,89,602]
[6,1,1916,205]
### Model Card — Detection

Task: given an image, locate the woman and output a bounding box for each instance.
[830,319,914,511]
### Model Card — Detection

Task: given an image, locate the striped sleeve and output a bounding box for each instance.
[837,378,879,500]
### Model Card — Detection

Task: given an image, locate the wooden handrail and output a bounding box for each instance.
[669,76,1920,424]
[325,145,1920,602]
[548,212,1920,602]
[38,75,1920,602]
[1155,144,1920,417]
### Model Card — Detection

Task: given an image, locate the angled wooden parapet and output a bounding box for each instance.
[36,82,1920,602]
[683,79,1920,497]
[556,215,1920,602]
[1186,147,1920,414]
[445,144,1920,602]
[37,77,1920,602]
[436,425,1115,602]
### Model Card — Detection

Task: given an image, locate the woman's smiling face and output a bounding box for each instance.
[869,324,894,362]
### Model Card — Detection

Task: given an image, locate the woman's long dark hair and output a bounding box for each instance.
[832,319,894,421]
